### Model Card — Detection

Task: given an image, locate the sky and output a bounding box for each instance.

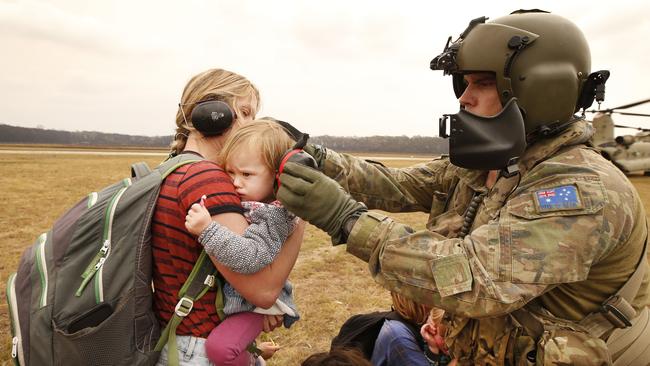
[1,0,649,138]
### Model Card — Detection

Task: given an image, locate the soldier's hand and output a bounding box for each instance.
[302,143,327,170]
[277,162,366,244]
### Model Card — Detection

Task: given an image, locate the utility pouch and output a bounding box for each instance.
[536,326,612,366]
[512,332,537,366]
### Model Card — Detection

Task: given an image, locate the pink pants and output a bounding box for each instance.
[205,312,264,366]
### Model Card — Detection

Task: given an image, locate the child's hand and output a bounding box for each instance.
[185,196,211,235]
[421,322,446,355]
[262,315,284,332]
[257,341,281,360]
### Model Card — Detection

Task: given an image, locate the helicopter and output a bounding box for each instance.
[588,98,650,175]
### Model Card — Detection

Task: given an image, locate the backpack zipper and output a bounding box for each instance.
[76,178,132,300]
[7,273,25,365]
[35,233,48,307]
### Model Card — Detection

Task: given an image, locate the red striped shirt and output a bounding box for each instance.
[152,157,244,337]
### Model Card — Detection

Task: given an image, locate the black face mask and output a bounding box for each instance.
[438,98,526,171]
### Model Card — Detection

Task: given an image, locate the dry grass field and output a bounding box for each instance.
[1,147,650,365]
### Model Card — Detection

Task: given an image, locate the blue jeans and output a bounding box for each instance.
[156,335,213,366]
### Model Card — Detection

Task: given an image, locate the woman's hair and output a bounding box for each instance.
[170,68,260,155]
[218,119,294,172]
[301,347,372,366]
[391,292,432,325]
[429,307,445,325]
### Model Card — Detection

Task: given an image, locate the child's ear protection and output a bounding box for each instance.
[275,130,317,192]
[190,100,235,136]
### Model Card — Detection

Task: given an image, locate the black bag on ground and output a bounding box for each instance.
[330,310,423,359]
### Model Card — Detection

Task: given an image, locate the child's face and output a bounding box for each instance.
[226,144,275,202]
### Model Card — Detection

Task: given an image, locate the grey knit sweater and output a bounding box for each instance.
[197,201,299,328]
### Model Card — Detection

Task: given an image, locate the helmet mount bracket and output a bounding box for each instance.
[576,70,610,112]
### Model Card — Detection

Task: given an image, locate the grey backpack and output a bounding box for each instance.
[6,153,222,366]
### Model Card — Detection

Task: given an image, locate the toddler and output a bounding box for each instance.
[185,120,301,366]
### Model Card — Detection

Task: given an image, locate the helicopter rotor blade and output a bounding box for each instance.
[604,98,650,112]
[610,98,650,111]
[613,124,650,132]
[587,98,650,114]
[612,111,650,117]
[614,124,644,130]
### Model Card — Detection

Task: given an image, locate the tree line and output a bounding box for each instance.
[311,135,448,154]
[0,124,170,148]
[0,124,448,154]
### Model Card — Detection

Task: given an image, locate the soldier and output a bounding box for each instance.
[277,10,650,365]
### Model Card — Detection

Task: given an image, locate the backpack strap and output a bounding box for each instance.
[156,153,202,178]
[134,151,202,181]
[153,153,225,366]
[130,162,153,179]
[154,250,221,366]
[213,275,226,320]
[512,222,649,340]
[579,227,648,337]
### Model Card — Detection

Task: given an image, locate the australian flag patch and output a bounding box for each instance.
[534,185,582,212]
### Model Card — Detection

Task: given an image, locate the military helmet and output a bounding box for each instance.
[432,10,592,137]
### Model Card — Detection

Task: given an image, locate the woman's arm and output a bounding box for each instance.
[209,212,305,308]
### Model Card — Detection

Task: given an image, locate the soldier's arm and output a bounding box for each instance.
[319,148,453,213]
[346,178,614,317]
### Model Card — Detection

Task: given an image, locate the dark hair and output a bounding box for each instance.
[301,348,372,366]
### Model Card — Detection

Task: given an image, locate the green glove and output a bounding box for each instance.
[277,162,367,244]
[302,144,328,170]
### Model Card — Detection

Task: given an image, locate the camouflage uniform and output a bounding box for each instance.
[321,120,650,364]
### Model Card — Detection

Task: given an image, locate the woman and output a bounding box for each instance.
[152,68,304,365]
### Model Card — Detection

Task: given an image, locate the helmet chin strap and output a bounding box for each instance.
[528,116,582,144]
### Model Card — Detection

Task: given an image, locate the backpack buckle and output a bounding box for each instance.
[601,295,634,328]
[204,275,215,287]
[174,297,194,317]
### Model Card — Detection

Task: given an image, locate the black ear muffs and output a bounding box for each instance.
[274,129,317,192]
[275,149,318,192]
[191,100,235,136]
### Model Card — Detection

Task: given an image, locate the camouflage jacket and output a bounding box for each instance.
[320,120,650,364]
